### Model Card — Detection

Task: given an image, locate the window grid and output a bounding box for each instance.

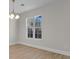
[27,16,42,39]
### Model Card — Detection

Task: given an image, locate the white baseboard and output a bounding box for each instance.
[9,42,17,46]
[17,42,70,56]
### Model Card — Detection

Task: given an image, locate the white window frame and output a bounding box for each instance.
[26,16,43,40]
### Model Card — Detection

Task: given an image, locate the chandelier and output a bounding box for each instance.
[9,0,20,20]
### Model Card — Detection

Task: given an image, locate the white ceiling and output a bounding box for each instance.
[9,0,54,13]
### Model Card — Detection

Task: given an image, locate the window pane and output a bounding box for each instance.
[35,16,42,27]
[38,34,41,38]
[35,34,41,39]
[27,17,34,27]
[35,34,37,38]
[35,22,41,27]
[28,34,33,38]
[28,28,33,34]
[35,28,42,38]
[28,28,33,38]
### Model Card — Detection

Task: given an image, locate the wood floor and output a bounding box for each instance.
[10,44,70,59]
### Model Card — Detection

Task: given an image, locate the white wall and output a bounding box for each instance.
[18,0,70,55]
[9,19,18,45]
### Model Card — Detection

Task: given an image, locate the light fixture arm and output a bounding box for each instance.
[12,0,15,14]
[9,0,20,20]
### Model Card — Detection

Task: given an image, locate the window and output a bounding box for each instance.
[27,16,42,39]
